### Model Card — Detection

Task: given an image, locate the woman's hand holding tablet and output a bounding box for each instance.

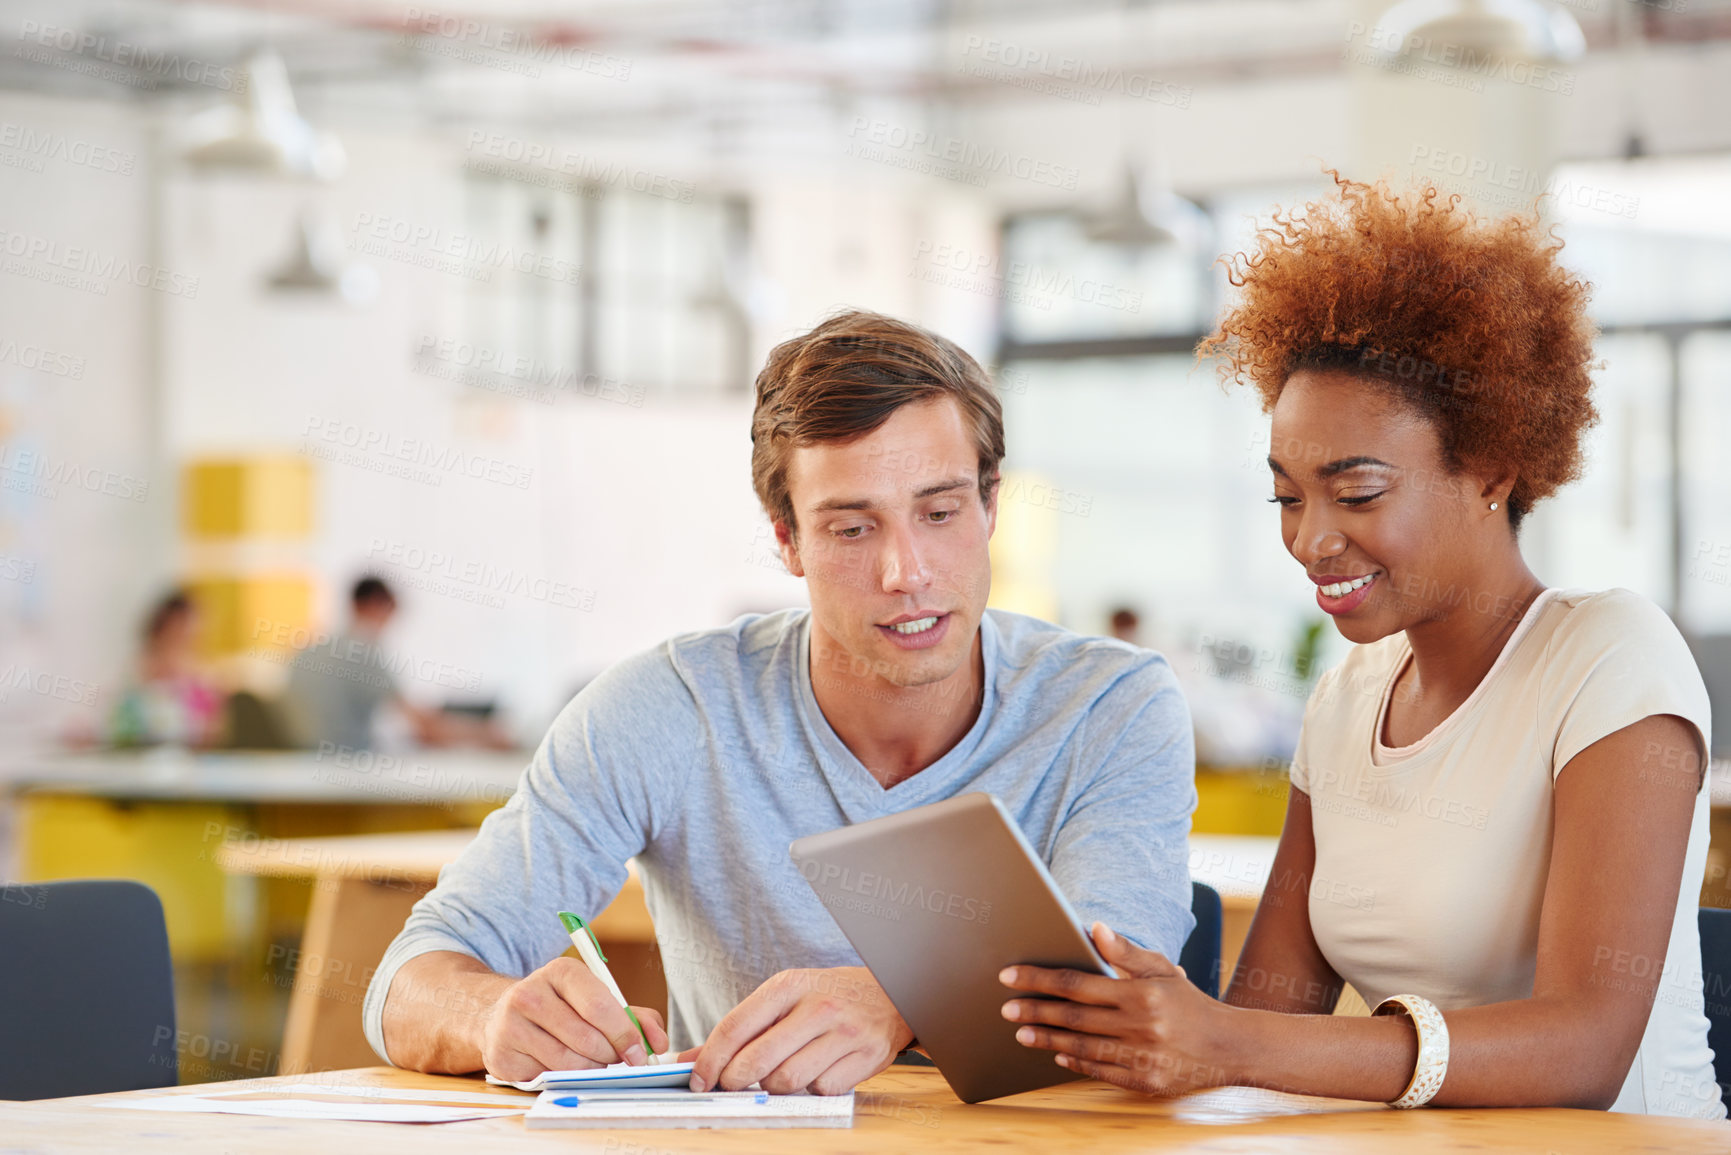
[1000,922,1229,1096]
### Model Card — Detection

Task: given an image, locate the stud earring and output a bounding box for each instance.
[1489,502,1499,511]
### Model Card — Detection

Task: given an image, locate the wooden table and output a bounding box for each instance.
[216,830,656,1075]
[4,1064,1727,1152]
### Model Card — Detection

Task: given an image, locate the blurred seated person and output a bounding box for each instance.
[1108,606,1141,645]
[281,576,510,752]
[110,589,224,748]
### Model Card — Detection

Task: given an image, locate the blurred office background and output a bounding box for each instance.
[3,0,1731,1080]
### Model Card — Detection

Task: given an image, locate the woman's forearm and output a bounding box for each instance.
[1215,1001,1415,1101]
[1216,994,1633,1109]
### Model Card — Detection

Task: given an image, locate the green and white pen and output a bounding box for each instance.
[558,910,658,1065]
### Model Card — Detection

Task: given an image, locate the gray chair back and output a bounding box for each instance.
[1180,882,1224,998]
[1699,907,1731,1111]
[0,879,178,1099]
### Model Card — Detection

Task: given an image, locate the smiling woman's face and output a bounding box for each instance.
[1268,369,1506,645]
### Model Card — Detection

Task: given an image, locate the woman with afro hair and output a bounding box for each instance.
[998,177,1724,1118]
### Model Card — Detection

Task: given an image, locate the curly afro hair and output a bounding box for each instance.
[1198,175,1599,528]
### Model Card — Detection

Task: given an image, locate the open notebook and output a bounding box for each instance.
[485,1059,697,1092]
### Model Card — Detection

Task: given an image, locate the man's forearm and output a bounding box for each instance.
[379,950,512,1073]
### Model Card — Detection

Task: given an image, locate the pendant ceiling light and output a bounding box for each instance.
[182,49,346,180]
[265,210,377,304]
[1084,164,1209,251]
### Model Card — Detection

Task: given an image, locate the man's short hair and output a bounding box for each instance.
[750,310,1005,539]
[351,575,396,610]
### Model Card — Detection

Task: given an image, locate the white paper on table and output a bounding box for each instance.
[94,1081,532,1123]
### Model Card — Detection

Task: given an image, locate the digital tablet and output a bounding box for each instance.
[789,792,1113,1103]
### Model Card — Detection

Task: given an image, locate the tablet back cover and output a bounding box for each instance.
[790,792,1110,1103]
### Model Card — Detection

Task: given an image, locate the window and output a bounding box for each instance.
[991,181,1330,646]
[999,211,1213,343]
[460,170,751,399]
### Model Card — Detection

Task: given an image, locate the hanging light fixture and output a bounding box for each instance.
[265,210,377,303]
[1085,166,1173,247]
[1372,0,1586,65]
[182,49,346,180]
[1081,0,1209,253]
[1083,163,1209,251]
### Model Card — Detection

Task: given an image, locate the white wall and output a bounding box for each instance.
[0,92,169,744]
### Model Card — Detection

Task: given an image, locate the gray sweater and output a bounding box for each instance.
[363,608,1197,1059]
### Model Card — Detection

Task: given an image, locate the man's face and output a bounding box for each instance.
[778,396,997,691]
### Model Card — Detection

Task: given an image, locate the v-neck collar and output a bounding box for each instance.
[792,611,999,823]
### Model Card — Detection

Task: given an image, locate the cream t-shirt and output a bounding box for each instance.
[1289,587,1724,1119]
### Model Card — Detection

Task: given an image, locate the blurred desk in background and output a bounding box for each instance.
[0,749,527,1019]
[0,747,527,805]
[1192,765,1289,837]
[0,748,529,1082]
[216,829,656,1074]
[1187,834,1276,990]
